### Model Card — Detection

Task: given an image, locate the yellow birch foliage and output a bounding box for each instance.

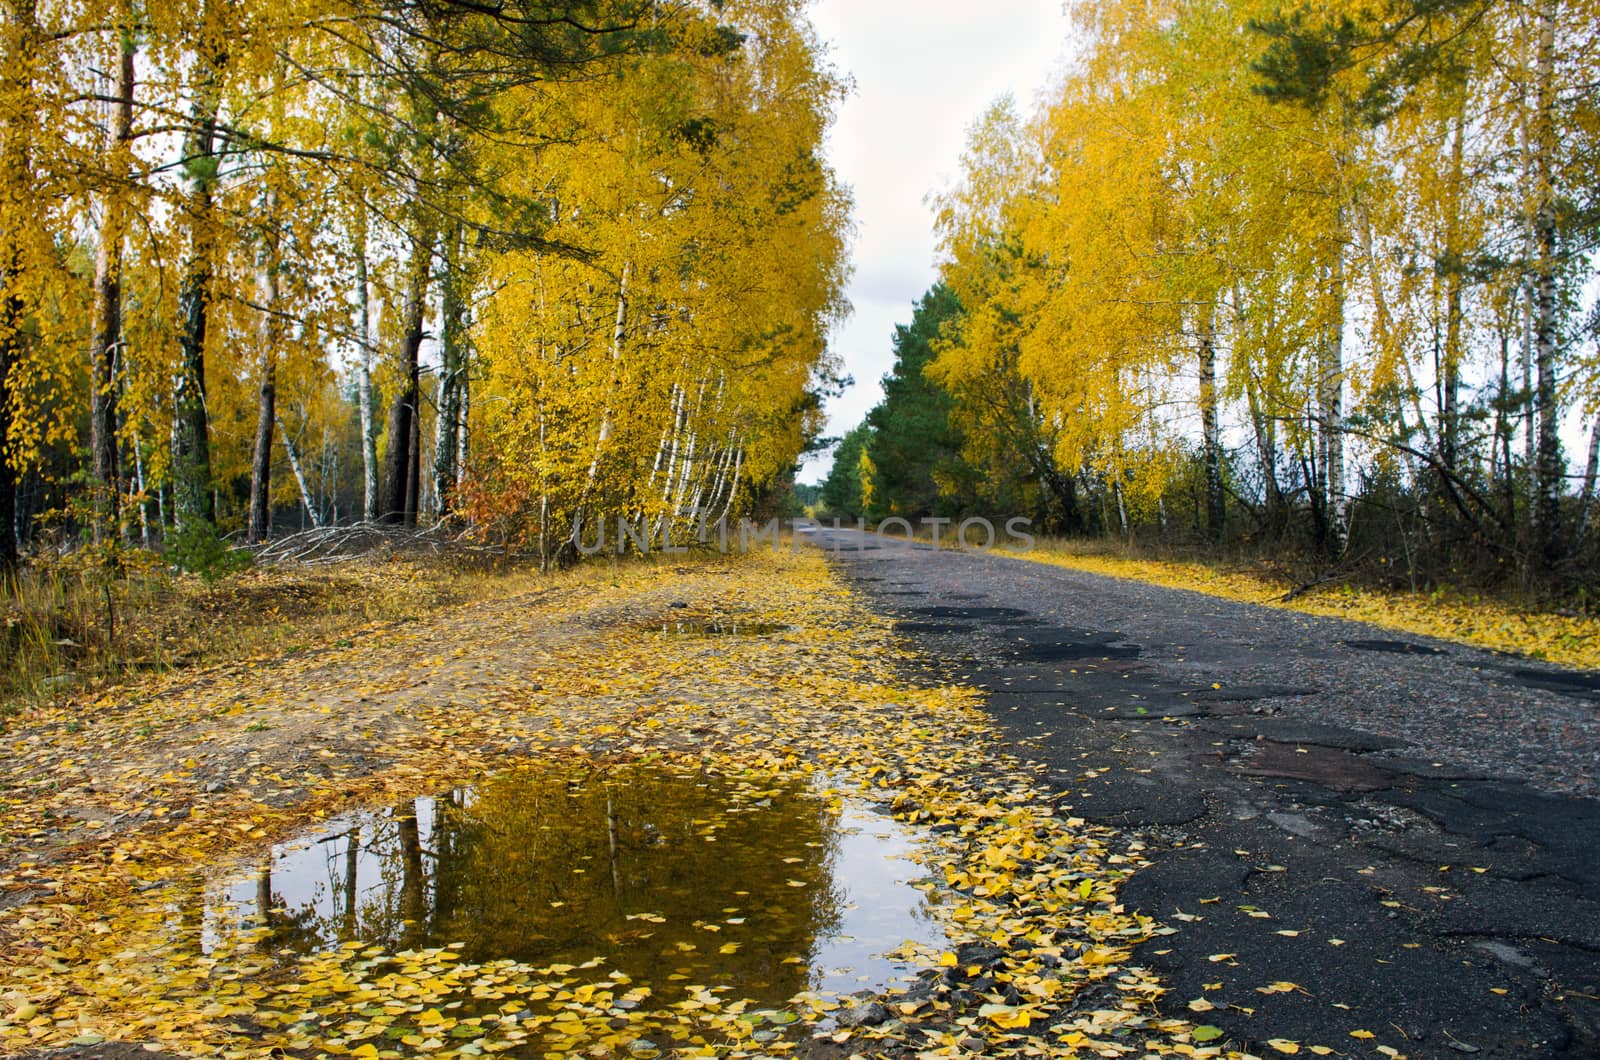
[469,0,849,547]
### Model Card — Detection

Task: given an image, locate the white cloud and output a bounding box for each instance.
[798,0,1075,484]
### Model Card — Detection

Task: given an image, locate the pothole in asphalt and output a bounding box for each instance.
[1231,741,1402,792]
[1495,666,1600,699]
[1188,684,1319,703]
[893,621,977,635]
[1345,638,1447,655]
[1007,641,1140,662]
[912,606,1029,620]
[202,762,949,1011]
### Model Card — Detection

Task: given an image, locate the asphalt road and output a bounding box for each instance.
[809,527,1600,1060]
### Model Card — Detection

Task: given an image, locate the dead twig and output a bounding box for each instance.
[249,521,493,565]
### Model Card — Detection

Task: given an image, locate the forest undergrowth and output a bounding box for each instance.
[0,550,558,714]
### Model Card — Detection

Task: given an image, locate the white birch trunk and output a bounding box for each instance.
[571,262,629,541]
[647,383,682,495]
[1575,411,1600,543]
[276,416,322,527]
[456,363,469,486]
[716,444,744,525]
[355,200,379,521]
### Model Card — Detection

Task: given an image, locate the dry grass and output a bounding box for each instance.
[0,550,588,715]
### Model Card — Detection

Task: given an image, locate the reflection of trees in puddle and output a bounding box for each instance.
[238,810,426,956]
[221,764,850,1006]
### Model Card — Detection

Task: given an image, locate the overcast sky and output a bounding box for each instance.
[797,1,1076,484]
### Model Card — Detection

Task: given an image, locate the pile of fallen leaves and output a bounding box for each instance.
[1004,545,1600,670]
[2,549,1288,1058]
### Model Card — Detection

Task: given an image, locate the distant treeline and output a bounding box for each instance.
[824,0,1600,598]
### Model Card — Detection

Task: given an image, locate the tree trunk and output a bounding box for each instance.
[1114,477,1129,540]
[354,197,379,521]
[433,224,465,517]
[277,415,321,527]
[1530,0,1565,574]
[456,358,469,486]
[1575,412,1600,545]
[0,258,19,574]
[380,223,433,525]
[88,31,134,542]
[247,192,280,544]
[405,382,421,524]
[1320,222,1347,547]
[571,262,630,540]
[537,397,548,568]
[132,431,149,545]
[379,360,411,524]
[1517,39,1537,552]
[172,36,225,531]
[1441,109,1465,474]
[716,444,743,525]
[247,358,274,540]
[0,0,41,572]
[652,382,683,500]
[1198,309,1224,538]
[1496,330,1517,526]
[670,375,708,520]
[1245,372,1282,522]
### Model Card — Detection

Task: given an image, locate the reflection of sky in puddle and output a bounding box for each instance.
[204,765,945,1004]
[802,800,935,993]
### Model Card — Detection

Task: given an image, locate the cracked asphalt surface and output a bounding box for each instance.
[811,528,1600,1060]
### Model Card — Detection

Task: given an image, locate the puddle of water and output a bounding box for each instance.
[202,763,944,1010]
